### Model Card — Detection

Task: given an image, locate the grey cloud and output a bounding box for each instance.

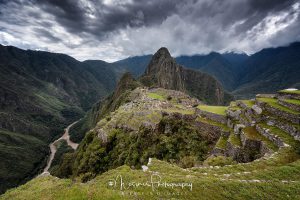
[0,0,299,61]
[33,28,62,42]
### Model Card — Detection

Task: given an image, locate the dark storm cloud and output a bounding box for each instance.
[33,28,62,42]
[235,0,298,32]
[21,0,297,41]
[0,0,299,61]
[29,0,181,38]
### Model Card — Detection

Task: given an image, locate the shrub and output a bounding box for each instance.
[204,156,236,166]
[179,156,197,168]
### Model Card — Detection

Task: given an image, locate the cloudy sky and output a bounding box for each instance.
[0,0,299,62]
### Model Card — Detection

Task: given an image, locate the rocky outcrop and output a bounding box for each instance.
[252,105,263,115]
[226,109,241,121]
[234,124,245,135]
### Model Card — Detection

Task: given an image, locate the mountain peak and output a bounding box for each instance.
[140,47,232,105]
[155,47,171,58]
[144,47,175,76]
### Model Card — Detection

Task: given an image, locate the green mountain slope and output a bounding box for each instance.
[233,42,300,98]
[0,45,117,193]
[176,52,240,90]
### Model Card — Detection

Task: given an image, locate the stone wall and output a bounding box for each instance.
[256,124,285,147]
[277,92,300,100]
[195,120,223,141]
[238,114,252,127]
[236,101,248,109]
[278,99,300,112]
[226,109,241,121]
[256,101,300,124]
[241,131,272,160]
[264,119,300,141]
[195,108,227,124]
[224,142,243,161]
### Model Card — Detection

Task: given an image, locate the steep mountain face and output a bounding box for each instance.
[0,45,117,193]
[176,52,239,90]
[233,42,300,98]
[140,47,233,105]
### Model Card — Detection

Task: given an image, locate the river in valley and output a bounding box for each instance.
[42,121,79,175]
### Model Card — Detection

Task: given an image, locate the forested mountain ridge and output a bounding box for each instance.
[0,44,117,193]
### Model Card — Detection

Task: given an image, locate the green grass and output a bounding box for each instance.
[228,101,240,111]
[3,156,300,200]
[228,133,242,147]
[279,90,300,95]
[243,127,278,151]
[147,92,165,100]
[257,97,300,114]
[0,129,48,193]
[283,98,300,106]
[241,100,255,107]
[197,105,228,115]
[215,136,228,149]
[197,117,230,131]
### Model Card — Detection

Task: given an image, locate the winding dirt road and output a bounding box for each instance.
[42,121,79,174]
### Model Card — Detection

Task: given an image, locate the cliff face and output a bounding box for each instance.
[141,47,232,105]
[143,47,185,91]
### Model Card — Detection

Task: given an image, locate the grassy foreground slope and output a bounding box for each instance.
[2,153,300,200]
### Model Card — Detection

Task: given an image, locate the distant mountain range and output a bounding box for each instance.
[112,42,300,96]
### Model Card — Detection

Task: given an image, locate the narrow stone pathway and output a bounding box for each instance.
[41,121,79,175]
